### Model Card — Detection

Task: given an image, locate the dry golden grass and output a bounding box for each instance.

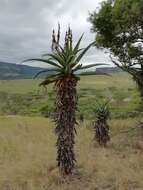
[0,116,143,190]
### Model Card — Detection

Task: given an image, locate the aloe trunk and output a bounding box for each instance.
[55,75,78,175]
[132,75,143,106]
[137,79,143,100]
[94,117,110,147]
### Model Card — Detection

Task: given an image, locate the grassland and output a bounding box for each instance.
[0,72,142,119]
[0,72,143,190]
[0,116,143,190]
[0,72,134,94]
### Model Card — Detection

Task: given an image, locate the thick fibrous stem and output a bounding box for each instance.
[94,116,110,147]
[132,75,143,107]
[54,76,78,175]
[136,77,143,99]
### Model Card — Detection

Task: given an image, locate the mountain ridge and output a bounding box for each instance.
[0,61,121,80]
[0,61,43,79]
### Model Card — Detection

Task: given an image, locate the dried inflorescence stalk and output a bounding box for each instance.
[52,24,73,52]
[51,24,60,51]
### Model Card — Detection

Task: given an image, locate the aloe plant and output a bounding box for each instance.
[23,25,107,175]
[93,100,110,147]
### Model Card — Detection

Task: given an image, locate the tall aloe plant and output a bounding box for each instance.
[24,25,106,175]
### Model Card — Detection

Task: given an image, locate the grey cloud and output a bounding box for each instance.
[0,0,110,66]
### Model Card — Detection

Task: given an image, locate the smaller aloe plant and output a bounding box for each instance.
[93,100,110,147]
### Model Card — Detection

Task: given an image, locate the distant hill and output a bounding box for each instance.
[96,67,122,73]
[0,62,122,80]
[0,61,43,79]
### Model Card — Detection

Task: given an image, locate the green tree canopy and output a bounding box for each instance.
[89,0,143,97]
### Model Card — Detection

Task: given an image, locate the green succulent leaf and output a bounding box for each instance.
[47,54,65,66]
[39,79,57,86]
[73,34,84,54]
[75,42,94,63]
[66,54,75,65]
[72,64,83,72]
[22,58,62,69]
[34,68,60,78]
[41,53,49,57]
[80,71,111,76]
[79,63,108,70]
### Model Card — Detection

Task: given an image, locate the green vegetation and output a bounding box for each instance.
[89,0,143,99]
[0,72,143,189]
[0,73,142,119]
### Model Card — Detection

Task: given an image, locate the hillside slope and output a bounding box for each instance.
[0,61,121,80]
[0,61,42,79]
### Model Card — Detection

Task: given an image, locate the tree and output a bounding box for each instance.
[89,0,143,99]
[23,25,106,176]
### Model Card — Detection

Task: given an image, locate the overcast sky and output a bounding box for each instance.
[0,0,111,67]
